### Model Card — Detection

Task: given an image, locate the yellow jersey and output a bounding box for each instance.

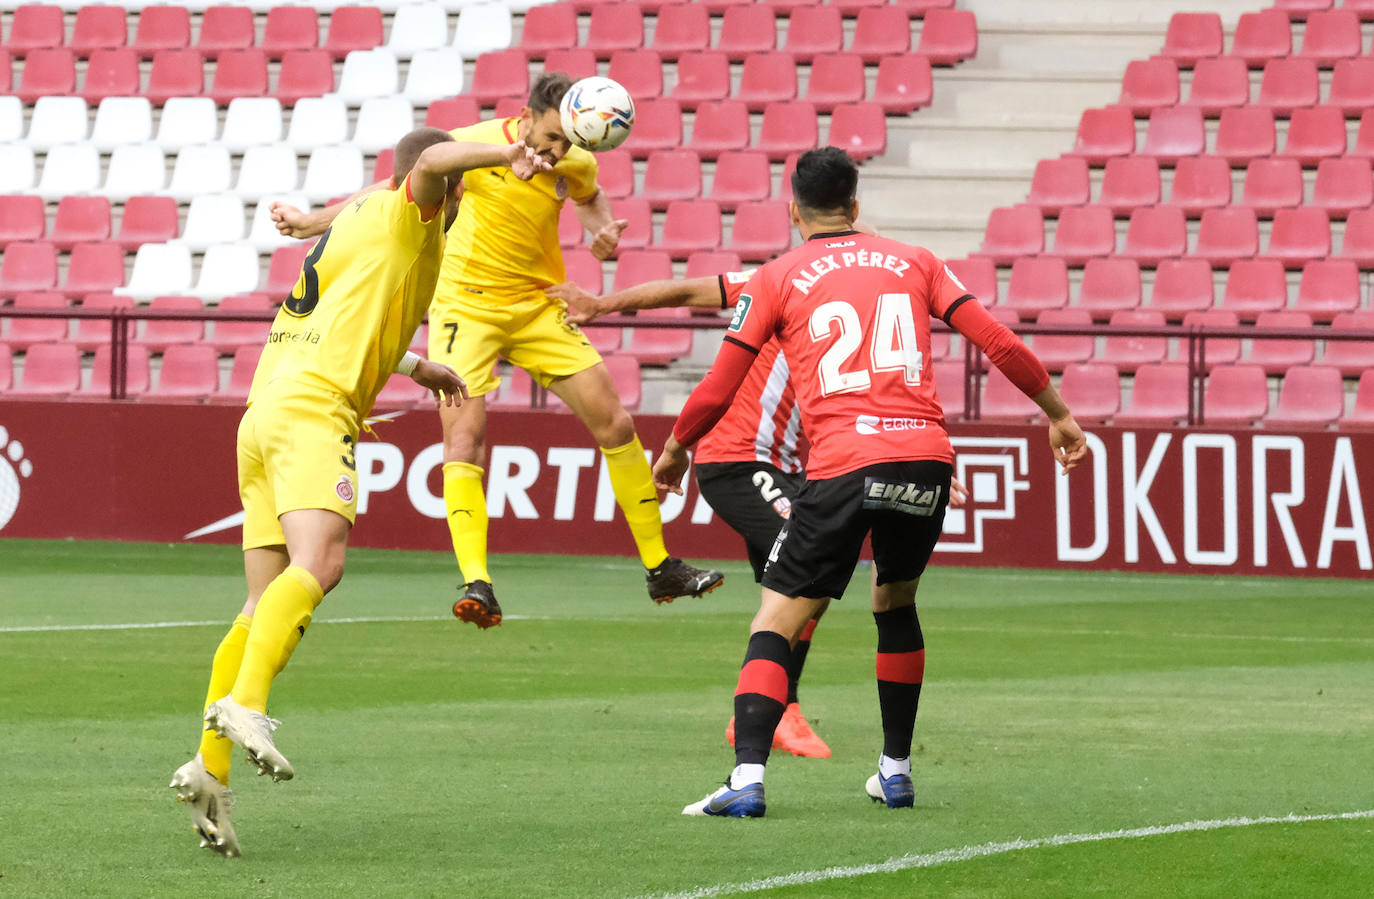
[249,176,446,415]
[437,118,599,298]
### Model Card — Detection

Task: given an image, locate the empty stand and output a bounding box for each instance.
[1003,257,1068,318]
[9,342,81,398]
[80,344,151,399]
[1296,9,1362,64]
[726,201,792,262]
[1280,106,1348,164]
[736,52,797,111]
[1249,310,1316,373]
[1215,107,1277,165]
[63,241,125,297]
[828,103,887,163]
[1078,258,1142,319]
[871,54,933,114]
[1193,207,1259,266]
[917,8,977,65]
[687,99,751,158]
[979,367,1040,423]
[71,293,133,352]
[585,2,644,59]
[1185,55,1250,115]
[1323,310,1374,376]
[657,200,722,258]
[262,6,319,59]
[1202,364,1269,426]
[1294,259,1362,321]
[1025,157,1089,216]
[709,150,772,210]
[782,5,843,62]
[641,149,702,209]
[1231,9,1292,67]
[1119,57,1179,116]
[1162,12,1224,66]
[1149,258,1215,319]
[117,196,180,251]
[1239,158,1303,217]
[1139,105,1205,164]
[1048,204,1115,265]
[0,195,47,248]
[5,292,68,349]
[1219,259,1288,319]
[1100,310,1168,371]
[716,5,777,60]
[1058,362,1122,422]
[669,51,730,109]
[149,343,220,401]
[1030,309,1094,371]
[0,242,58,296]
[1183,309,1243,367]
[1120,205,1187,266]
[1117,362,1191,424]
[1099,156,1162,215]
[1069,106,1135,165]
[136,295,206,352]
[1266,365,1344,428]
[133,7,191,59]
[977,206,1044,265]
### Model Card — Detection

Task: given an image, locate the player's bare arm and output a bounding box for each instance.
[271,182,388,239]
[575,189,629,260]
[409,358,469,408]
[410,140,552,209]
[1030,384,1089,474]
[652,434,691,500]
[548,276,720,325]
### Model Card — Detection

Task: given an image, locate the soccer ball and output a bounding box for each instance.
[559,77,635,153]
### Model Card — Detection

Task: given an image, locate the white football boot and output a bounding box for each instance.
[169,755,241,857]
[203,695,294,782]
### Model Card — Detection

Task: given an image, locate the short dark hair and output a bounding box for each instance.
[790,147,859,218]
[393,127,455,182]
[530,72,574,116]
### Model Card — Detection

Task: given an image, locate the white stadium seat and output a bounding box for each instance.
[0,144,37,192]
[285,96,350,152]
[220,98,285,153]
[102,143,168,199]
[353,96,415,153]
[404,48,465,106]
[192,243,263,301]
[167,144,233,201]
[120,243,195,300]
[302,144,365,202]
[454,2,511,60]
[178,194,248,251]
[504,0,560,12]
[387,3,450,59]
[37,144,101,200]
[26,97,89,150]
[91,98,154,151]
[235,144,301,201]
[337,49,400,105]
[156,98,220,151]
[0,97,24,143]
[248,193,310,251]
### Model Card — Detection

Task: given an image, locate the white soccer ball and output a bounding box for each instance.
[559,76,635,153]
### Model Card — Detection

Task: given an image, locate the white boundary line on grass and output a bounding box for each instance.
[632,809,1374,899]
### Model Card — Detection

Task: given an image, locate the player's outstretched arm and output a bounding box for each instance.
[410,140,551,209]
[547,276,721,325]
[574,189,628,260]
[271,182,389,239]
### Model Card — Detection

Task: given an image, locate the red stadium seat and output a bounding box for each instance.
[559,203,584,248]
[1326,58,1374,116]
[776,153,800,203]
[607,49,663,100]
[1337,207,1374,267]
[585,3,644,59]
[1078,258,1142,319]
[641,148,702,209]
[782,6,842,62]
[979,366,1041,423]
[1184,56,1250,116]
[6,292,68,349]
[1265,207,1332,268]
[1266,365,1344,428]
[1099,309,1168,371]
[827,102,887,163]
[652,3,710,59]
[685,250,745,281]
[542,48,597,82]
[1003,257,1068,319]
[976,206,1043,265]
[670,51,729,109]
[149,343,220,401]
[133,6,190,59]
[945,257,997,306]
[1162,12,1224,67]
[1024,157,1089,216]
[1274,0,1335,19]
[62,241,125,298]
[1322,310,1374,376]
[1120,205,1187,267]
[1219,259,1287,319]
[1192,207,1258,267]
[892,0,956,12]
[613,197,653,251]
[136,296,205,353]
[82,48,140,103]
[0,242,58,296]
[1296,9,1361,64]
[276,50,335,107]
[595,149,634,200]
[757,100,821,162]
[16,47,75,104]
[0,195,46,248]
[1149,258,1214,319]
[71,6,128,57]
[146,49,204,105]
[1047,204,1115,266]
[687,99,751,159]
[931,359,965,419]
[10,342,81,397]
[1181,309,1242,367]
[266,244,311,296]
[736,52,797,111]
[1139,106,1205,164]
[656,199,722,259]
[262,7,319,59]
[1293,259,1361,322]
[851,8,912,63]
[561,249,604,295]
[1230,10,1292,67]
[716,5,777,60]
[1249,310,1316,374]
[80,343,151,398]
[1031,309,1094,371]
[709,150,771,211]
[487,364,539,411]
[1116,362,1190,424]
[1058,362,1122,422]
[759,0,820,12]
[1343,0,1374,21]
[209,48,268,105]
[1168,155,1232,218]
[325,6,384,60]
[917,8,978,66]
[1098,156,1162,216]
[624,306,693,365]
[424,96,482,131]
[1202,364,1269,426]
[220,343,262,402]
[71,292,132,352]
[1118,57,1180,116]
[197,5,255,58]
[116,195,180,251]
[726,200,792,262]
[871,54,933,114]
[468,48,529,106]
[1214,107,1277,166]
[1279,106,1347,165]
[374,373,428,410]
[1239,158,1303,218]
[520,3,576,58]
[210,293,273,353]
[6,5,65,54]
[603,353,642,410]
[1068,106,1135,165]
[1256,58,1320,117]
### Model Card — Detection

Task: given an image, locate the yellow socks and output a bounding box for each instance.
[601,435,669,569]
[444,461,491,584]
[198,614,252,785]
[230,566,323,714]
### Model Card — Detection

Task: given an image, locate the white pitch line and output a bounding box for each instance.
[0,614,543,633]
[634,809,1374,899]
[941,625,1374,646]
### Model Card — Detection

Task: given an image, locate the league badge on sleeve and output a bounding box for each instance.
[728,295,752,332]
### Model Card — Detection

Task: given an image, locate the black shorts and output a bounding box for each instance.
[761,460,952,600]
[695,461,803,582]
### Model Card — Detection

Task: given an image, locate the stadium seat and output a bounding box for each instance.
[266,244,311,296]
[1326,58,1374,116]
[1057,361,1121,422]
[1230,9,1291,67]
[782,5,842,62]
[1202,363,1269,426]
[1279,106,1347,165]
[669,50,729,109]
[1239,158,1303,218]
[1098,156,1162,215]
[1192,207,1258,266]
[166,144,232,201]
[219,343,261,401]
[685,249,745,282]
[776,153,800,203]
[62,241,125,298]
[656,199,722,259]
[1181,309,1242,367]
[1276,0,1333,19]
[1344,0,1374,21]
[454,4,512,60]
[624,98,682,158]
[26,96,89,150]
[423,96,481,132]
[179,193,246,250]
[90,96,153,150]
[0,195,47,248]
[0,96,21,144]
[716,5,777,60]
[247,194,307,251]
[1162,12,1224,66]
[652,3,710,58]
[194,243,261,301]
[79,343,151,399]
[1249,310,1316,373]
[688,99,751,159]
[69,6,125,57]
[850,7,911,63]
[71,292,133,352]
[607,48,664,100]
[595,149,633,201]
[1322,310,1374,376]
[1297,9,1362,64]
[8,342,81,398]
[81,47,140,103]
[976,206,1043,265]
[287,96,349,151]
[466,47,527,105]
[16,47,76,104]
[353,96,414,154]
[1030,309,1094,371]
[36,144,101,200]
[979,366,1041,423]
[1337,207,1374,267]
[1068,106,1135,165]
[1264,364,1343,428]
[302,145,365,203]
[1149,258,1214,319]
[155,96,217,149]
[1264,208,1332,269]
[337,48,399,105]
[585,2,644,59]
[1024,157,1089,217]
[641,148,701,209]
[736,52,796,111]
[325,6,384,60]
[1099,309,1167,371]
[624,307,693,366]
[7,5,65,54]
[520,3,578,59]
[372,372,429,410]
[1256,58,1320,117]
[828,103,887,163]
[134,295,204,351]
[1184,55,1250,116]
[386,3,449,59]
[0,242,58,296]
[1048,204,1115,266]
[1116,362,1190,424]
[540,47,596,83]
[0,344,12,393]
[611,250,671,293]
[1214,107,1277,166]
[870,54,933,114]
[707,150,771,210]
[726,200,791,262]
[603,353,642,411]
[561,249,604,295]
[1003,257,1068,319]
[558,203,583,248]
[929,359,965,419]
[148,343,220,401]
[197,6,254,58]
[755,100,819,161]
[1120,206,1187,267]
[1218,259,1287,319]
[145,48,204,105]
[1119,57,1179,116]
[120,243,194,301]
[219,97,283,152]
[918,8,978,65]
[1293,259,1361,322]
[103,143,168,200]
[1077,258,1141,319]
[945,257,997,306]
[132,6,191,58]
[5,292,69,349]
[1139,106,1205,164]
[261,6,319,59]
[116,196,180,251]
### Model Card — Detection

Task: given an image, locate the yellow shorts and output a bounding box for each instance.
[237,386,362,550]
[428,287,604,397]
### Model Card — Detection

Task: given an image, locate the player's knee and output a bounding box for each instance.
[594,408,636,448]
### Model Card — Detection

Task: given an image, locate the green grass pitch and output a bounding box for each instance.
[1,538,1371,898]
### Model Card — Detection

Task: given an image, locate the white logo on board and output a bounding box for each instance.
[0,425,34,531]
